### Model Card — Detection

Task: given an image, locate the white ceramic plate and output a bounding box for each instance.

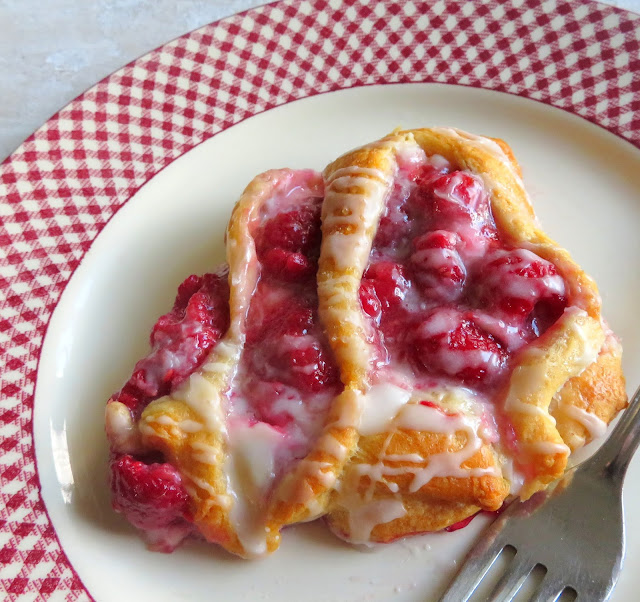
[34,83,640,601]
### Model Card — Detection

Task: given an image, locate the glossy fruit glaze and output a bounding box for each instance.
[359,152,567,391]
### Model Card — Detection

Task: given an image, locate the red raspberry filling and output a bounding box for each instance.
[107,272,228,550]
[256,197,323,283]
[361,156,568,392]
[245,289,339,397]
[232,191,341,459]
[412,308,507,385]
[110,454,191,547]
[110,271,230,417]
[410,230,466,302]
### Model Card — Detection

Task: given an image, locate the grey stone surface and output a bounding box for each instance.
[0,0,262,162]
[0,0,637,163]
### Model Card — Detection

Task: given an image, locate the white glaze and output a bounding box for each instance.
[558,404,608,439]
[224,422,287,557]
[154,414,203,433]
[353,396,497,497]
[526,440,571,455]
[173,371,229,433]
[358,382,412,436]
[503,361,551,418]
[566,311,602,371]
[189,440,219,465]
[322,434,349,462]
[346,498,407,545]
[482,248,566,301]
[105,401,142,454]
[499,455,525,496]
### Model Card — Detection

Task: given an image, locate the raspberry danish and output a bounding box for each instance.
[104,128,626,557]
[319,128,626,544]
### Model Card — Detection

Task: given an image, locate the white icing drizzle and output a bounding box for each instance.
[153,414,203,433]
[334,392,496,543]
[358,382,412,436]
[182,469,232,508]
[499,455,525,496]
[327,165,394,185]
[302,461,336,488]
[346,498,406,545]
[526,440,571,455]
[303,494,325,519]
[354,395,497,499]
[105,401,143,454]
[322,434,349,462]
[566,313,601,371]
[503,308,602,421]
[224,422,285,557]
[558,404,608,440]
[394,403,496,491]
[323,138,425,272]
[504,361,550,418]
[172,372,230,433]
[189,440,219,465]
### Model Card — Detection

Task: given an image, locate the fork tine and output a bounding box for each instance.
[529,574,564,602]
[438,541,506,602]
[487,552,532,602]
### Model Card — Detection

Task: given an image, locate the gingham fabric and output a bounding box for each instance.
[0,0,638,598]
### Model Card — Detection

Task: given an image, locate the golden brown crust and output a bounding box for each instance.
[328,498,481,544]
[551,336,627,451]
[267,390,361,528]
[320,136,410,387]
[341,429,508,508]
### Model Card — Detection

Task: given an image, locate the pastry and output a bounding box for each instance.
[105,129,627,556]
[319,128,626,543]
[106,169,358,557]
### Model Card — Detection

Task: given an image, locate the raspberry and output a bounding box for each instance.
[257,202,322,255]
[373,187,410,249]
[363,262,410,311]
[281,305,315,336]
[246,292,338,394]
[412,308,507,385]
[249,331,338,394]
[110,454,190,531]
[430,171,490,221]
[474,248,566,323]
[256,202,322,282]
[405,162,450,212]
[243,382,294,428]
[410,230,466,301]
[359,280,382,322]
[412,163,451,188]
[112,272,230,416]
[260,248,316,282]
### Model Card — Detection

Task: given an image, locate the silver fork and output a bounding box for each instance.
[439,384,640,602]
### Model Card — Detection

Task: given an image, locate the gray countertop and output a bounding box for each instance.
[1,0,638,163]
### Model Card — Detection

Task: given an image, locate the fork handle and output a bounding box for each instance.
[590,384,640,481]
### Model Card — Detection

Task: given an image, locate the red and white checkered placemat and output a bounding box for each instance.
[0,0,638,598]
